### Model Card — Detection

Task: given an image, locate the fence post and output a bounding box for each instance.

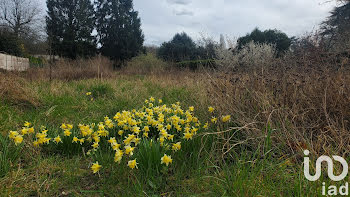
[98,53,101,81]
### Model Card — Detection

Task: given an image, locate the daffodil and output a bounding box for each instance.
[208,106,215,113]
[203,122,209,129]
[67,124,73,130]
[112,143,121,150]
[72,136,79,143]
[28,127,34,134]
[108,137,117,144]
[161,154,172,166]
[222,115,231,122]
[64,129,71,136]
[125,145,135,155]
[114,150,124,163]
[13,135,23,145]
[33,141,39,147]
[167,135,174,141]
[128,159,138,169]
[21,127,29,135]
[86,92,92,96]
[54,136,62,144]
[183,132,193,140]
[24,121,31,127]
[143,126,150,132]
[60,123,67,130]
[211,117,218,124]
[91,161,102,173]
[92,142,99,149]
[8,131,19,139]
[172,142,181,151]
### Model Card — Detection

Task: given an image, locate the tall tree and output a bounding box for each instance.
[321,1,350,51]
[46,0,96,59]
[95,0,144,64]
[0,0,41,37]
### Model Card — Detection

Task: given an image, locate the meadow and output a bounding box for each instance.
[1,52,350,196]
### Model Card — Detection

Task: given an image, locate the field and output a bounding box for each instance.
[1,54,350,196]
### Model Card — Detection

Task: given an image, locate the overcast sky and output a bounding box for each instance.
[39,0,337,46]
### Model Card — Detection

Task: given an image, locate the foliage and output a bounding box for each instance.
[237,28,292,56]
[46,0,96,59]
[95,0,144,64]
[157,32,218,65]
[215,41,276,69]
[0,29,24,56]
[29,56,46,67]
[176,59,215,70]
[320,2,350,52]
[157,32,198,62]
[0,134,21,178]
[7,98,230,177]
[125,53,167,74]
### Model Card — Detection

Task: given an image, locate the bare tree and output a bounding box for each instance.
[0,0,41,37]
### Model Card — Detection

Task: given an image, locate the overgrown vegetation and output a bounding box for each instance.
[1,0,350,196]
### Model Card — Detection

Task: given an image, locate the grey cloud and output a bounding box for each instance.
[39,0,337,45]
[167,0,192,5]
[174,9,194,16]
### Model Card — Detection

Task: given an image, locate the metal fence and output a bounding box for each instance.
[0,52,29,71]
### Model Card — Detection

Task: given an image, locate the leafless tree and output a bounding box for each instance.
[0,0,42,37]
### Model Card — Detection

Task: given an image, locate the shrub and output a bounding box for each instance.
[215,41,276,70]
[125,53,167,74]
[237,28,292,56]
[29,56,46,67]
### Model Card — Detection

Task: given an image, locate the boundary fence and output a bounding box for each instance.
[0,52,29,71]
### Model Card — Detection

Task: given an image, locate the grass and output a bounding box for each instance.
[0,70,347,196]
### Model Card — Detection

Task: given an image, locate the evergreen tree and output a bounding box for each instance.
[0,28,23,56]
[157,32,197,62]
[321,2,350,51]
[237,28,292,56]
[95,0,144,64]
[46,0,96,59]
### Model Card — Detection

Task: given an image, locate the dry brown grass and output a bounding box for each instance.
[2,51,350,159]
[0,72,39,107]
[204,51,350,159]
[25,56,115,81]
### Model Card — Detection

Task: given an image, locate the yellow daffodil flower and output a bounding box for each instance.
[91,161,102,173]
[161,154,172,166]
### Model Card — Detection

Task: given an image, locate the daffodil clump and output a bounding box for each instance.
[8,97,231,174]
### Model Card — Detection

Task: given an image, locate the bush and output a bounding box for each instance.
[0,29,24,56]
[29,56,46,67]
[157,32,218,64]
[176,59,216,70]
[125,53,167,74]
[215,41,276,70]
[237,28,291,56]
